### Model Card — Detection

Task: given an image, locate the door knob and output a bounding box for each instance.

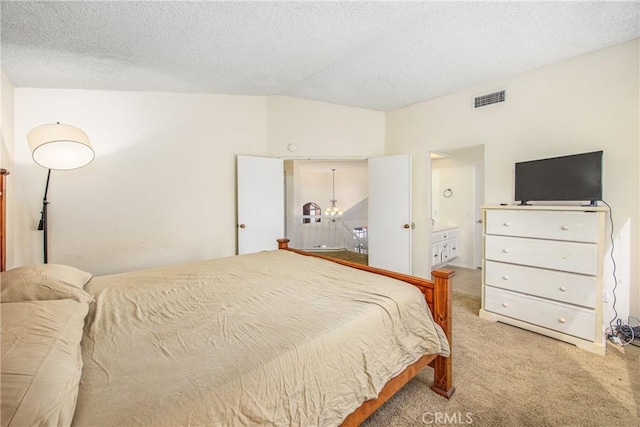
[403,224,410,229]
[238,224,246,229]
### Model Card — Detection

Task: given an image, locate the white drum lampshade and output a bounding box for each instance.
[27,123,95,170]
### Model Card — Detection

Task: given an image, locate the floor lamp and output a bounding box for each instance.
[27,123,95,263]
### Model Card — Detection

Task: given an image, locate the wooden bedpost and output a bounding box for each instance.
[277,238,290,250]
[430,269,455,398]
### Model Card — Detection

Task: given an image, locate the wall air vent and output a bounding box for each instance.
[473,90,506,109]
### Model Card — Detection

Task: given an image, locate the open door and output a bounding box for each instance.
[0,169,8,271]
[237,156,284,254]
[473,160,485,268]
[368,154,412,274]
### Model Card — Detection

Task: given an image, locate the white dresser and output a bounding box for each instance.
[479,205,608,354]
[431,226,459,268]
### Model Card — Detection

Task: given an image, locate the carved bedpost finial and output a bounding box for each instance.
[277,238,290,250]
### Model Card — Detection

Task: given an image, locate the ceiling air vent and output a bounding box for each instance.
[473,90,506,109]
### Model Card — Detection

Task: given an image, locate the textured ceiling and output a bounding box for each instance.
[1,1,638,111]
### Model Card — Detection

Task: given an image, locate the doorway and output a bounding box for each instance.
[238,155,414,274]
[282,155,414,274]
[284,159,369,258]
[430,145,484,270]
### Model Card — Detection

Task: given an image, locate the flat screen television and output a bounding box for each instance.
[515,151,603,205]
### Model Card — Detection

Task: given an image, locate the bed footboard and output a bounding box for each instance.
[277,238,455,422]
[428,269,455,398]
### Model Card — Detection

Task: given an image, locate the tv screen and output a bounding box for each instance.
[515,151,603,205]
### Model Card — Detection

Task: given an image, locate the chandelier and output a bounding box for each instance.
[325,168,343,221]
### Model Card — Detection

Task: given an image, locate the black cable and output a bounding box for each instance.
[615,318,640,346]
[600,200,618,336]
[619,316,640,346]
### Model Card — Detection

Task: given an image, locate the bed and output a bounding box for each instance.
[1,238,454,426]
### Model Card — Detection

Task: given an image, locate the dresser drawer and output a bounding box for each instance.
[449,238,459,258]
[485,235,597,275]
[432,243,441,264]
[441,228,459,240]
[485,261,596,308]
[441,241,452,262]
[484,287,595,341]
[485,210,599,243]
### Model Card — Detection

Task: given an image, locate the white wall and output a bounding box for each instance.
[387,39,640,319]
[13,89,268,275]
[293,161,368,216]
[266,96,385,158]
[1,71,15,268]
[1,72,15,167]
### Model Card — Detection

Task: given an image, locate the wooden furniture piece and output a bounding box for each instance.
[431,226,459,268]
[0,168,9,271]
[478,205,608,354]
[277,238,455,425]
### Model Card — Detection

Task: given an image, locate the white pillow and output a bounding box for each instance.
[1,299,89,427]
[1,264,93,303]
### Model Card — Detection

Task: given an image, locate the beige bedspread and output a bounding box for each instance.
[73,250,448,426]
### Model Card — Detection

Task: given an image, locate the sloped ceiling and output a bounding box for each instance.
[1,1,638,111]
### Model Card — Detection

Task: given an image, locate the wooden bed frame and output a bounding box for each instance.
[277,239,455,425]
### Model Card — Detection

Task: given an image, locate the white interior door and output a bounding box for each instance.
[237,156,284,254]
[368,154,412,274]
[473,160,485,268]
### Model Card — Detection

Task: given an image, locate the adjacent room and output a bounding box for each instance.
[1,2,638,426]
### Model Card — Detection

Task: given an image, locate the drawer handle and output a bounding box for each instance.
[559,317,567,324]
[503,222,510,227]
[559,286,567,292]
[502,275,509,280]
[561,225,569,231]
[502,248,510,253]
[502,302,509,308]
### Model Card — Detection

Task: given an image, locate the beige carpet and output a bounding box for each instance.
[310,249,369,265]
[362,270,640,427]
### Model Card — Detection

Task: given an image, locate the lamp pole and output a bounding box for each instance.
[38,169,51,263]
